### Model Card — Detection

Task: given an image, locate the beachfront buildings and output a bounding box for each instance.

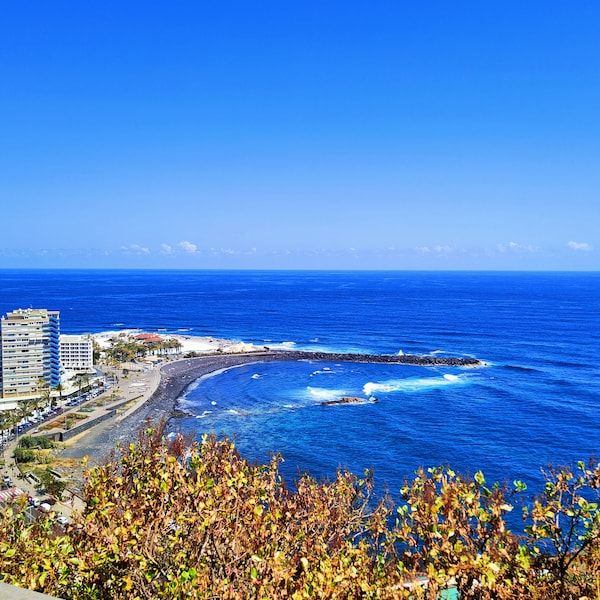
[0,308,61,404]
[60,334,94,375]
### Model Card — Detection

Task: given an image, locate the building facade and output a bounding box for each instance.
[0,308,61,400]
[60,334,94,375]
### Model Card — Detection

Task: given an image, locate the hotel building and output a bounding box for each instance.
[60,334,94,375]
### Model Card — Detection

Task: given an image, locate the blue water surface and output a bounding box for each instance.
[1,269,599,499]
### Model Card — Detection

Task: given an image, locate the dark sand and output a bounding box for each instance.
[61,353,275,463]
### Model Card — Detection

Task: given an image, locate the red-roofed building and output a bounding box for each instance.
[134,333,164,344]
[0,486,24,505]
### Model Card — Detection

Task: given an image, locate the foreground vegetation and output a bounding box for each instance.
[1,426,600,599]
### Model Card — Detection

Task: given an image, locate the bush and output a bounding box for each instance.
[1,425,600,599]
[18,435,54,449]
[17,436,38,448]
[38,469,67,499]
[13,447,37,463]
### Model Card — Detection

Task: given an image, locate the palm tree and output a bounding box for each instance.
[35,377,51,413]
[0,410,15,455]
[15,398,37,439]
[53,383,65,405]
[74,374,85,398]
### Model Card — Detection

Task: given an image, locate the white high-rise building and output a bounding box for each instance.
[60,334,94,375]
[0,308,61,402]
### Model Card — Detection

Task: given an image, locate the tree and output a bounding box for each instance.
[521,460,600,599]
[52,383,65,404]
[15,398,37,437]
[72,426,398,599]
[38,469,67,499]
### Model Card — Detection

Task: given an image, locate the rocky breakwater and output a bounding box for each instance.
[270,350,482,367]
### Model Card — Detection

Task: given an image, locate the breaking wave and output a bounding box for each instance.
[363,374,466,396]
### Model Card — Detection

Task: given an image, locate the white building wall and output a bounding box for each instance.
[60,334,94,374]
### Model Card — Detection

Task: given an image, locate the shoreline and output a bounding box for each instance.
[61,349,483,464]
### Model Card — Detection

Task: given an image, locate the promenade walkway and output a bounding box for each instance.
[1,363,162,518]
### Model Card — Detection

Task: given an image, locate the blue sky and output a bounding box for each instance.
[1,2,598,270]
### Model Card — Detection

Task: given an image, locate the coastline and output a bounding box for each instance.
[61,346,483,465]
[60,352,274,463]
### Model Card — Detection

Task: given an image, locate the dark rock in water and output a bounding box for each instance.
[321,396,378,406]
[171,408,194,418]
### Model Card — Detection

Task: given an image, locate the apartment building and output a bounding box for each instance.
[0,308,61,400]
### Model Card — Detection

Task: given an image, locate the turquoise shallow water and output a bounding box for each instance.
[2,269,600,499]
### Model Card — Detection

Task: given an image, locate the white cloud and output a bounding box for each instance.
[160,243,173,255]
[415,244,455,255]
[497,241,537,253]
[177,240,199,254]
[207,247,259,256]
[121,244,150,255]
[567,241,592,251]
[415,245,453,254]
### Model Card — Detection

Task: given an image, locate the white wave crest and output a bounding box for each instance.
[363,375,465,396]
[443,374,459,381]
[310,368,334,376]
[306,386,348,401]
[251,373,261,379]
[227,408,250,416]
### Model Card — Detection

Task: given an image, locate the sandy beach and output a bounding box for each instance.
[61,335,275,463]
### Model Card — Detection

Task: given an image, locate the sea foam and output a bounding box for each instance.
[363,375,465,396]
[306,386,349,402]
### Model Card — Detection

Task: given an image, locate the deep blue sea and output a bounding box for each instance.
[2,269,600,501]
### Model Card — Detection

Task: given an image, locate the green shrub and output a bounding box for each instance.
[38,469,67,499]
[17,435,54,449]
[13,447,37,463]
[1,425,600,599]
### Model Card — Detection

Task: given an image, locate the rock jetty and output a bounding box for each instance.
[268,350,482,367]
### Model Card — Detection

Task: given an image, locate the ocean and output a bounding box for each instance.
[1,269,599,501]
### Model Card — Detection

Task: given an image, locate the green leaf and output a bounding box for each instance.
[474,470,486,486]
